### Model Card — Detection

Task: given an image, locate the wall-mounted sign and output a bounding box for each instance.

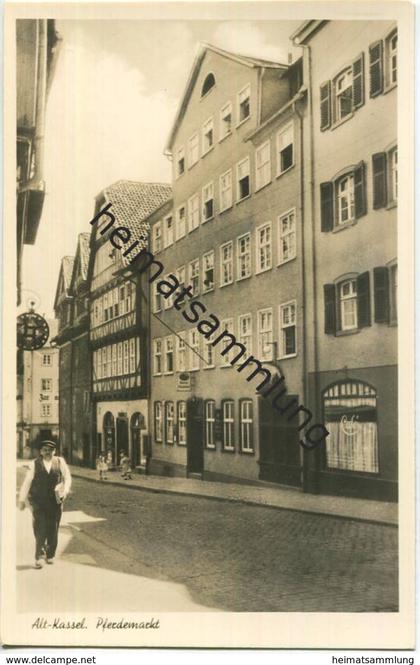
[39,393,50,401]
[177,372,194,391]
[17,311,49,350]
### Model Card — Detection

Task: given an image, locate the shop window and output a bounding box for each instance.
[324,381,379,473]
[177,401,187,446]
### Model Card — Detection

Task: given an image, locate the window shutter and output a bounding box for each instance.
[324,284,336,334]
[369,41,383,97]
[357,272,371,328]
[352,53,365,109]
[372,152,387,209]
[354,161,367,218]
[320,182,334,231]
[373,267,390,323]
[320,81,331,130]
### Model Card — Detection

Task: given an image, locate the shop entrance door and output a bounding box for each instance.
[116,416,129,462]
[186,398,204,476]
[258,394,301,487]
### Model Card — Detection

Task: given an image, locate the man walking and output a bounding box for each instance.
[18,441,72,569]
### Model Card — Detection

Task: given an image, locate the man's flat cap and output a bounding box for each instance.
[40,440,56,449]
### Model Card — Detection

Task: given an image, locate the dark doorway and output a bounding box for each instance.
[82,433,90,467]
[116,416,129,462]
[258,394,302,487]
[186,398,204,476]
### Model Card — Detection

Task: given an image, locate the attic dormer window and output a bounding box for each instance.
[201,73,215,97]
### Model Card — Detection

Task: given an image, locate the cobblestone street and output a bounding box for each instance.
[17,472,398,613]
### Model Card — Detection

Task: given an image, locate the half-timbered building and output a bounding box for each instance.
[87,180,171,470]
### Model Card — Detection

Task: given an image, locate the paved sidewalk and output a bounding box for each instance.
[17,460,397,525]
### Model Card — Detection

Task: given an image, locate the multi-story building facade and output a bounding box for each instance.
[88,180,171,469]
[54,234,91,465]
[16,20,61,304]
[292,20,398,500]
[148,44,309,486]
[17,319,59,456]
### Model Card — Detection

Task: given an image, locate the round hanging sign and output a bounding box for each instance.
[17,311,50,350]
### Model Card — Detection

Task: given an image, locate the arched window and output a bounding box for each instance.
[323,380,378,473]
[201,73,215,97]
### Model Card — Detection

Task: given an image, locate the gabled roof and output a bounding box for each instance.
[165,42,287,153]
[89,180,172,275]
[53,255,74,311]
[69,232,91,293]
[290,20,328,45]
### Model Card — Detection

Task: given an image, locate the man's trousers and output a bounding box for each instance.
[31,500,63,560]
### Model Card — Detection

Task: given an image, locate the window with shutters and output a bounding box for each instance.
[220,169,232,212]
[176,205,186,239]
[188,258,200,297]
[255,141,271,190]
[188,194,200,232]
[237,157,250,201]
[188,132,200,167]
[176,332,187,372]
[320,54,364,130]
[320,163,366,232]
[153,338,162,375]
[220,241,233,286]
[154,402,163,442]
[176,147,185,178]
[279,301,297,357]
[372,146,397,209]
[222,400,235,451]
[278,209,296,264]
[220,102,232,140]
[324,272,371,335]
[202,182,214,222]
[202,250,214,292]
[205,400,216,449]
[240,400,254,453]
[237,84,251,125]
[256,222,272,273]
[369,40,383,97]
[389,263,398,324]
[202,117,214,155]
[237,233,251,280]
[165,401,174,444]
[276,123,294,175]
[189,330,200,371]
[177,401,187,446]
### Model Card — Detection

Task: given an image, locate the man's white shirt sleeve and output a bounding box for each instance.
[18,461,35,503]
[60,457,72,496]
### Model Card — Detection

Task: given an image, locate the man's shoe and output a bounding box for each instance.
[46,558,54,565]
[34,559,43,569]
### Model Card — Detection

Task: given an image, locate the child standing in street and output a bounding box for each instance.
[96,454,108,481]
[120,452,132,480]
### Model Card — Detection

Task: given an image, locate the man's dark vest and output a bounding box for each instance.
[28,457,63,504]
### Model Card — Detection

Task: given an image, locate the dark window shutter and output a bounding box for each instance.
[324,284,336,334]
[354,161,367,218]
[320,182,334,231]
[320,81,331,130]
[357,271,371,328]
[352,53,365,109]
[372,152,387,209]
[369,41,383,97]
[374,267,390,323]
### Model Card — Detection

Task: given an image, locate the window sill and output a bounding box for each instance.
[236,193,251,205]
[222,447,235,454]
[163,371,174,376]
[177,442,187,447]
[278,352,297,360]
[188,225,200,235]
[386,200,397,210]
[239,448,255,455]
[276,163,295,179]
[219,132,232,144]
[203,364,215,370]
[335,328,360,337]
[220,281,234,288]
[202,287,215,294]
[155,440,163,444]
[220,364,233,369]
[153,373,162,377]
[202,215,214,224]
[255,180,271,194]
[202,145,214,158]
[236,274,251,283]
[219,204,233,215]
[330,112,354,131]
[189,367,200,373]
[236,115,251,129]
[255,266,272,276]
[175,172,185,180]
[388,320,398,327]
[187,161,199,171]
[277,256,297,268]
[332,219,357,233]
[205,445,216,451]
[383,82,397,95]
